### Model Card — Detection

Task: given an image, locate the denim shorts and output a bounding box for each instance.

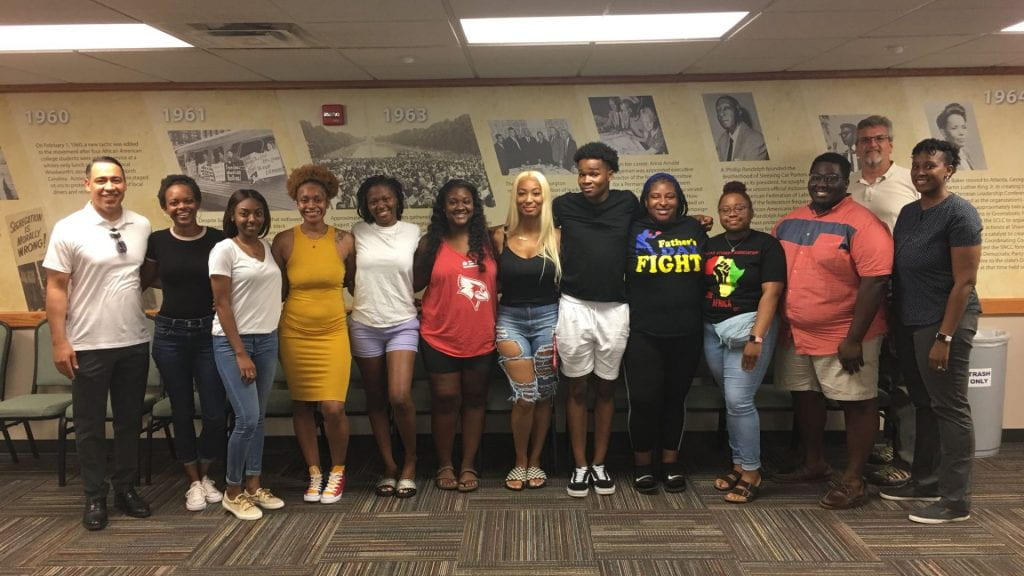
[349,316,420,358]
[496,302,558,402]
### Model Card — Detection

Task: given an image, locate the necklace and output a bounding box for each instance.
[725,233,749,253]
[301,224,328,249]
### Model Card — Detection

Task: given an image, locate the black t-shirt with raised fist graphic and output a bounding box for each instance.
[702,229,786,324]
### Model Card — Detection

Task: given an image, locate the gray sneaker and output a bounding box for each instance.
[909,502,970,524]
[880,481,940,502]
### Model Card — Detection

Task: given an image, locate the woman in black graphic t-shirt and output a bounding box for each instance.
[624,172,707,495]
[703,181,785,504]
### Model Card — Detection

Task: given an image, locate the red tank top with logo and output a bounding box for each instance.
[420,241,498,358]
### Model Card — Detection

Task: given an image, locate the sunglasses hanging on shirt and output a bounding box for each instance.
[109,228,127,254]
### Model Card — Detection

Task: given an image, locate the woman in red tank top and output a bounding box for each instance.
[413,179,497,493]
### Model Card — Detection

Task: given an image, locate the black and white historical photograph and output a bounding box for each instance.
[304,114,493,209]
[819,114,869,173]
[588,96,668,155]
[926,101,987,171]
[0,148,18,200]
[702,92,770,162]
[168,129,288,209]
[488,118,576,176]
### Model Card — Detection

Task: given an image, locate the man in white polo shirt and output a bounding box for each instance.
[848,115,920,487]
[43,156,152,531]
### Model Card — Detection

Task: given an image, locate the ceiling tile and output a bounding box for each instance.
[734,11,905,39]
[867,9,1024,37]
[96,0,290,24]
[766,0,932,11]
[894,52,1013,68]
[274,0,449,23]
[340,46,467,68]
[0,53,169,83]
[365,62,475,80]
[941,34,1024,54]
[301,20,458,48]
[469,45,590,78]
[580,42,717,76]
[606,0,772,12]
[87,49,271,82]
[686,55,812,74]
[790,35,975,70]
[0,65,65,84]
[709,37,846,60]
[210,49,372,81]
[1,0,134,24]
[448,0,606,19]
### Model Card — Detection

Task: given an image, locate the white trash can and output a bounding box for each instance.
[967,330,1010,458]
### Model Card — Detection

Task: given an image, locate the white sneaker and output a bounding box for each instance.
[222,492,262,520]
[200,476,223,503]
[320,471,345,504]
[304,473,323,503]
[247,487,285,510]
[185,481,207,511]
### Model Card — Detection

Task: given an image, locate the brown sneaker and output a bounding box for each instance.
[819,480,867,510]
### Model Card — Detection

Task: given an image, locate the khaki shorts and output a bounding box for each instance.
[773,336,881,401]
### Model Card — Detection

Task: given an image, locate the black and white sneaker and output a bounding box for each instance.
[590,464,616,496]
[567,466,591,498]
[908,502,970,524]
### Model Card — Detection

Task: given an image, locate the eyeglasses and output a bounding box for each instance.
[718,205,749,215]
[109,229,127,254]
[808,174,844,185]
[856,135,891,146]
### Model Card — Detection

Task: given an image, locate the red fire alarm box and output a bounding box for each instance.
[322,104,346,126]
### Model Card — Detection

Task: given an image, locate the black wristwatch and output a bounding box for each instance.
[748,335,763,344]
[935,332,953,343]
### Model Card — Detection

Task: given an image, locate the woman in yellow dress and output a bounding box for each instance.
[271,164,355,504]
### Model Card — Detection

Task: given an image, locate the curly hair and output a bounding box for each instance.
[424,179,492,272]
[912,138,961,170]
[573,141,619,172]
[640,172,689,219]
[286,164,339,201]
[157,174,201,208]
[356,175,405,224]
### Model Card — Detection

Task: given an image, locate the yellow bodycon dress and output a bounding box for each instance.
[279,226,351,402]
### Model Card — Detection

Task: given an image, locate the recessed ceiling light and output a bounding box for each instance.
[0,24,192,52]
[461,12,748,44]
[1002,20,1024,33]
[400,56,416,64]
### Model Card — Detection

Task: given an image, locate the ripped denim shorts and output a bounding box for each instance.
[495,303,558,402]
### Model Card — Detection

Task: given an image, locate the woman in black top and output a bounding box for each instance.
[624,172,707,494]
[490,171,561,491]
[880,139,982,524]
[703,181,785,503]
[141,175,226,512]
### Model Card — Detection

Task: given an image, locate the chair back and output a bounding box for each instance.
[0,320,11,399]
[33,320,73,392]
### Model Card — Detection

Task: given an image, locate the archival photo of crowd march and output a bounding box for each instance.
[488,119,577,176]
[926,101,987,171]
[168,129,289,209]
[302,113,494,210]
[702,92,770,162]
[589,95,668,155]
[819,114,870,173]
[0,148,18,200]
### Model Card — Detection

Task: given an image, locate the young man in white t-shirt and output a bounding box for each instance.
[43,156,152,531]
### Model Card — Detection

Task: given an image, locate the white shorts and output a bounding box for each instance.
[555,294,629,381]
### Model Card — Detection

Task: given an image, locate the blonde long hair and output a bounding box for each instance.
[505,171,561,282]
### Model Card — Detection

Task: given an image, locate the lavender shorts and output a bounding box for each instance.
[348,316,420,358]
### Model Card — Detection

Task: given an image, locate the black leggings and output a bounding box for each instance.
[623,332,702,453]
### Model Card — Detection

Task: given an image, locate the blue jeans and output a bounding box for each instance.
[495,303,558,402]
[703,320,778,471]
[213,331,278,486]
[152,315,226,466]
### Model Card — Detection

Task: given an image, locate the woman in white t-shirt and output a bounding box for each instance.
[209,189,284,521]
[348,176,422,498]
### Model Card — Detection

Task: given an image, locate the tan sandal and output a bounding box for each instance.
[457,469,480,493]
[434,465,457,491]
